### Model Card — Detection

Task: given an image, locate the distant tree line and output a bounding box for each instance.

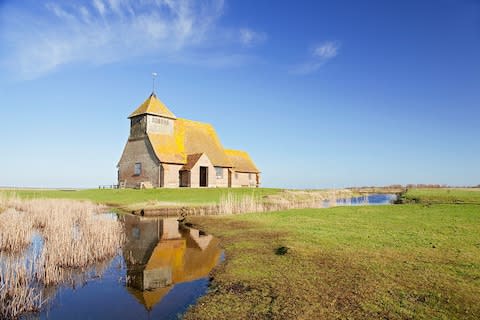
[405,184,480,189]
[405,184,447,189]
[348,184,480,189]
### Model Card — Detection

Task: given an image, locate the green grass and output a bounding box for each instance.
[0,188,281,208]
[404,188,480,204]
[185,202,480,319]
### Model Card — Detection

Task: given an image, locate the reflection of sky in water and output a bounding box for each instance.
[32,216,222,320]
[326,193,397,207]
[35,256,212,320]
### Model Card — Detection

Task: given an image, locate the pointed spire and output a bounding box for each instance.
[129,93,176,119]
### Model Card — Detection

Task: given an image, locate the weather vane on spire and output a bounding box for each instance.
[152,72,158,95]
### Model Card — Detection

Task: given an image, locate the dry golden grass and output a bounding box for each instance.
[0,254,44,319]
[131,190,342,217]
[38,215,123,285]
[0,209,35,253]
[216,189,356,215]
[0,194,125,318]
[218,193,265,214]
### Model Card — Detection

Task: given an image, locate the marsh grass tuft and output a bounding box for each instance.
[274,246,289,255]
[0,254,45,319]
[0,208,35,253]
[216,189,354,215]
[0,194,124,318]
[217,193,265,214]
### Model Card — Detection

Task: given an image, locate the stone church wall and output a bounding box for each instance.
[118,138,160,188]
[231,172,257,187]
[214,167,229,188]
[189,154,216,188]
[130,116,147,139]
[161,163,183,188]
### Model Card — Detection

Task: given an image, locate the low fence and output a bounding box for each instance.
[98,185,119,189]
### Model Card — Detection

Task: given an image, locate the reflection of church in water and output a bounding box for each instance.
[122,215,222,310]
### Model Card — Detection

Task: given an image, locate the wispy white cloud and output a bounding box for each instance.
[291,41,341,75]
[92,0,107,17]
[239,28,267,47]
[313,41,339,59]
[0,0,266,79]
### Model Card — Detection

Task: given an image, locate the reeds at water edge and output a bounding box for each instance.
[217,193,265,215]
[0,254,44,319]
[0,208,35,253]
[0,194,125,319]
[216,189,350,215]
[161,189,355,216]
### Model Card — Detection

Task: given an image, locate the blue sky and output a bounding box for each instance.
[0,0,479,188]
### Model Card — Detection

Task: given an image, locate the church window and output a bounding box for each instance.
[152,117,169,125]
[215,167,223,178]
[134,163,142,176]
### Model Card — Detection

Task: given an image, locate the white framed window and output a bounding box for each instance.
[151,117,169,125]
[249,173,252,180]
[134,163,142,176]
[215,167,223,179]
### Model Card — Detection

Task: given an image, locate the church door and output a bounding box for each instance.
[199,167,208,187]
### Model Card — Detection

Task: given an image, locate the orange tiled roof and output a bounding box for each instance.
[129,93,176,119]
[225,149,260,173]
[182,153,204,171]
[148,118,232,167]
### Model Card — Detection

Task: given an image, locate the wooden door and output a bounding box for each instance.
[200,167,208,187]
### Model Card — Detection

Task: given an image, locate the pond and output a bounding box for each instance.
[332,193,398,207]
[22,216,223,320]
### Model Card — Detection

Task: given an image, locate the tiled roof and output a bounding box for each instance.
[147,118,232,167]
[225,149,260,173]
[147,131,185,164]
[129,93,176,119]
[180,119,232,167]
[182,153,204,171]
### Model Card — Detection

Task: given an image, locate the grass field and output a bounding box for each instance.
[403,188,480,204]
[0,188,281,209]
[184,189,480,319]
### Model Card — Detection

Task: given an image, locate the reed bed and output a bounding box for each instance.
[217,193,265,215]
[0,195,125,318]
[0,254,44,319]
[216,189,352,215]
[128,189,370,217]
[159,189,359,216]
[0,209,34,253]
[39,215,124,285]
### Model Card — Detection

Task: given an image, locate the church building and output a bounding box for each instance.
[117,93,260,188]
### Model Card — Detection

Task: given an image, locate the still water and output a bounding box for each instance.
[332,193,398,207]
[32,216,223,320]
